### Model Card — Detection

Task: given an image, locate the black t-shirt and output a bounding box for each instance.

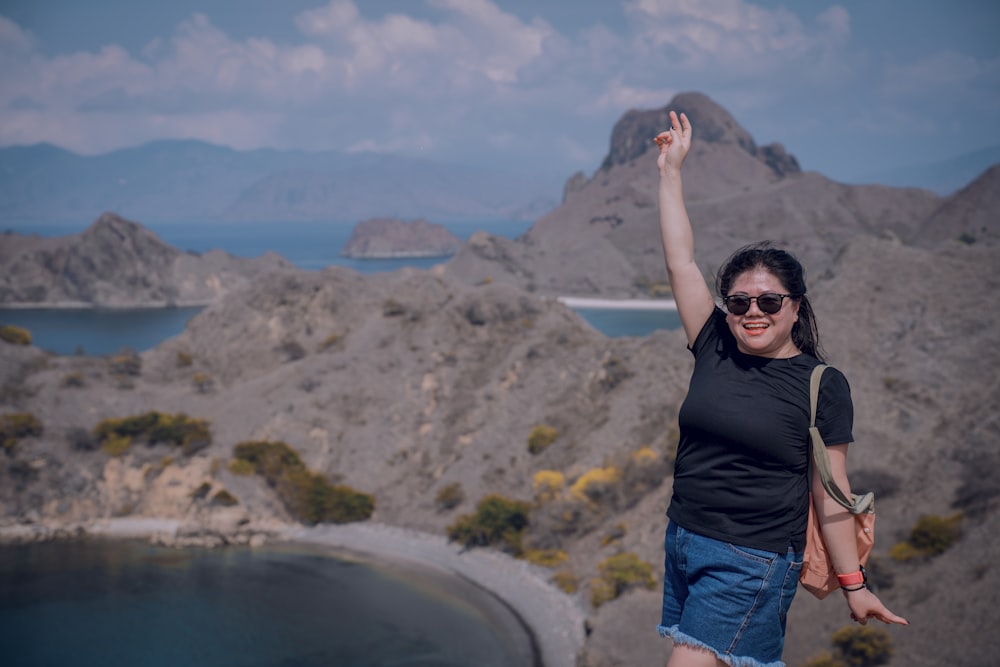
[666,308,854,553]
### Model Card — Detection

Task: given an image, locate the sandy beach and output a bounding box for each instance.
[2,519,587,667]
[278,523,587,667]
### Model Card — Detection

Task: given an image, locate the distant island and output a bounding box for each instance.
[341,217,464,259]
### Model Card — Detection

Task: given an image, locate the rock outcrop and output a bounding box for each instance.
[0,212,289,307]
[600,91,801,178]
[341,218,464,258]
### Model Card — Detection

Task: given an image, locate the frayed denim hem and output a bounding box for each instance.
[656,625,786,667]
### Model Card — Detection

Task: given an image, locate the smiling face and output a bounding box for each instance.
[725,268,801,358]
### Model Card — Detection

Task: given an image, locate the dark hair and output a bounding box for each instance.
[715,241,825,361]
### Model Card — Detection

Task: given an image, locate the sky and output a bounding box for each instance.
[1,0,998,183]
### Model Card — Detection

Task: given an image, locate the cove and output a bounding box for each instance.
[0,538,536,667]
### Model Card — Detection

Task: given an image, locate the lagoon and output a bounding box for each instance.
[0,539,533,667]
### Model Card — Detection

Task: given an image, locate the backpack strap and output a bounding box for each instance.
[809,364,875,515]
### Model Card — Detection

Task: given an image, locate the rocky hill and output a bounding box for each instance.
[341,218,464,258]
[2,242,998,666]
[445,92,946,298]
[0,212,288,307]
[1,93,999,667]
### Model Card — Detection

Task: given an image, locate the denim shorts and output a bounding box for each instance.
[657,522,803,667]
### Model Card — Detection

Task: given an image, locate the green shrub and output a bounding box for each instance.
[523,548,568,568]
[191,482,212,500]
[0,324,31,346]
[101,433,132,457]
[211,489,239,506]
[890,513,963,561]
[192,372,214,394]
[589,552,656,608]
[228,458,255,476]
[552,570,579,594]
[94,411,212,456]
[801,652,846,667]
[831,626,893,667]
[435,482,465,511]
[909,513,963,555]
[108,348,142,376]
[527,425,558,454]
[1,412,43,452]
[532,470,565,502]
[176,351,194,367]
[231,440,374,524]
[570,465,622,506]
[447,494,530,555]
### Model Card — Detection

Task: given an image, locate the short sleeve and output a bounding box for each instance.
[688,307,727,357]
[816,366,854,445]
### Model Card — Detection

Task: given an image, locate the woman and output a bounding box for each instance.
[653,111,907,667]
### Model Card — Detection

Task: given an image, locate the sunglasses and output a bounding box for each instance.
[722,292,795,315]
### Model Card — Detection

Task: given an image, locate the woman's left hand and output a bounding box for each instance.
[844,588,909,625]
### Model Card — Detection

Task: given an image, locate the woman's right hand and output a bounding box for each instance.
[654,110,691,175]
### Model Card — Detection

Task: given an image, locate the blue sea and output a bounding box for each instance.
[0,221,679,355]
[0,539,532,667]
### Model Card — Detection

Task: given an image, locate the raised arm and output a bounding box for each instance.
[654,111,715,346]
[814,444,908,626]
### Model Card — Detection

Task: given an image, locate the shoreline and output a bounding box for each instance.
[0,301,212,310]
[0,519,586,667]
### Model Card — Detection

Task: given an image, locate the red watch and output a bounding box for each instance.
[837,566,867,590]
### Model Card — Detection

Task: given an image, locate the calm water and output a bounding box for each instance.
[0,220,681,354]
[0,307,204,357]
[0,539,532,667]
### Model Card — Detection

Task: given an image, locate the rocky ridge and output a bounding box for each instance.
[0,212,289,307]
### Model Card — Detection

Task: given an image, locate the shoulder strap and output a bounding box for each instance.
[809,364,874,514]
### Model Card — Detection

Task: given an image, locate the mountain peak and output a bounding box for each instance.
[599,91,800,177]
[84,211,167,245]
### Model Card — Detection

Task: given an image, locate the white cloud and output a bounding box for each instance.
[0,15,35,54]
[590,78,676,113]
[621,0,850,77]
[0,0,995,180]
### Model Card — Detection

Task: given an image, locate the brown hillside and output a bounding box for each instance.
[445,93,944,298]
[911,163,1000,247]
